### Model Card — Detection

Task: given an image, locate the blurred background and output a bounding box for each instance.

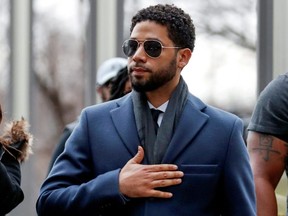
[0,0,287,215]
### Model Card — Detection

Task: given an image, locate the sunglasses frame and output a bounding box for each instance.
[122,39,182,58]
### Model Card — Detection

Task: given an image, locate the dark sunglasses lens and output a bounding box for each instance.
[123,40,138,57]
[144,41,162,57]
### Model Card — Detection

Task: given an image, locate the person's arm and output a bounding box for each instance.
[247,131,287,216]
[47,128,72,175]
[0,147,24,215]
[36,107,183,216]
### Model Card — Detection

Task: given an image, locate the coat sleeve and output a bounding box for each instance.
[36,108,127,216]
[0,147,24,215]
[221,118,256,216]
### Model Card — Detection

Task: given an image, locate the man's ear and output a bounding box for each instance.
[177,48,192,69]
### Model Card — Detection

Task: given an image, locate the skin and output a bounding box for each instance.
[97,85,112,102]
[119,20,192,199]
[247,131,288,216]
[123,79,132,95]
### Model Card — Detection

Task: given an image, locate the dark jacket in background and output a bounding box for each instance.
[0,147,24,216]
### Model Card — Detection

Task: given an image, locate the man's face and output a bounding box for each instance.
[127,21,180,93]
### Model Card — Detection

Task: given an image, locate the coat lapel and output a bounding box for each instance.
[162,95,209,163]
[110,94,209,164]
[110,96,139,157]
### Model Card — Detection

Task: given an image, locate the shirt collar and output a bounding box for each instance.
[147,101,168,113]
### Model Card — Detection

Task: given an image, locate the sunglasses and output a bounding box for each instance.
[122,39,182,58]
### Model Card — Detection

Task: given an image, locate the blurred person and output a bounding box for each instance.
[0,104,33,215]
[36,4,256,216]
[110,66,131,100]
[247,72,288,216]
[96,57,128,102]
[47,58,129,173]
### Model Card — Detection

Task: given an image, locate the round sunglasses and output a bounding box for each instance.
[122,39,182,58]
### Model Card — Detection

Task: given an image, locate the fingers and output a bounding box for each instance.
[131,146,144,164]
[147,170,183,193]
[144,176,183,198]
[120,146,185,199]
[150,190,173,198]
[129,146,179,172]
[137,146,144,162]
[124,146,145,167]
[148,164,179,172]
[152,177,182,188]
[151,170,184,181]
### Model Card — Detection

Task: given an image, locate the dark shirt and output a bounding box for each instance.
[247,72,288,143]
[47,120,78,174]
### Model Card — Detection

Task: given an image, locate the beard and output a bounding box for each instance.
[129,58,177,92]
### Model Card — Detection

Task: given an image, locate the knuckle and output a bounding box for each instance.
[160,180,166,187]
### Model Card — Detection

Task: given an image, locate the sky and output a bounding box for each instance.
[182,35,256,112]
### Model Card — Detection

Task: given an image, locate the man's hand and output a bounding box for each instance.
[119,146,184,198]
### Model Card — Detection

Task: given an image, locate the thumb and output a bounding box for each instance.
[131,146,144,164]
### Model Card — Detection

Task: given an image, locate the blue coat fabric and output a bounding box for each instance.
[36,93,256,216]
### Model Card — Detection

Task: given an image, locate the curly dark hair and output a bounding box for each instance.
[130,4,195,51]
[109,66,130,100]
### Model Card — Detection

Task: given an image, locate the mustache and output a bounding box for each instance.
[129,63,151,73]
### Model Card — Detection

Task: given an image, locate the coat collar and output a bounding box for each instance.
[110,93,209,163]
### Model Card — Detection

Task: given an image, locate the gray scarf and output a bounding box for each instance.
[132,76,188,164]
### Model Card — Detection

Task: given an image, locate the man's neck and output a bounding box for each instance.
[145,79,179,107]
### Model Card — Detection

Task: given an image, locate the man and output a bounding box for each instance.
[247,72,288,216]
[47,57,128,173]
[36,4,256,215]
